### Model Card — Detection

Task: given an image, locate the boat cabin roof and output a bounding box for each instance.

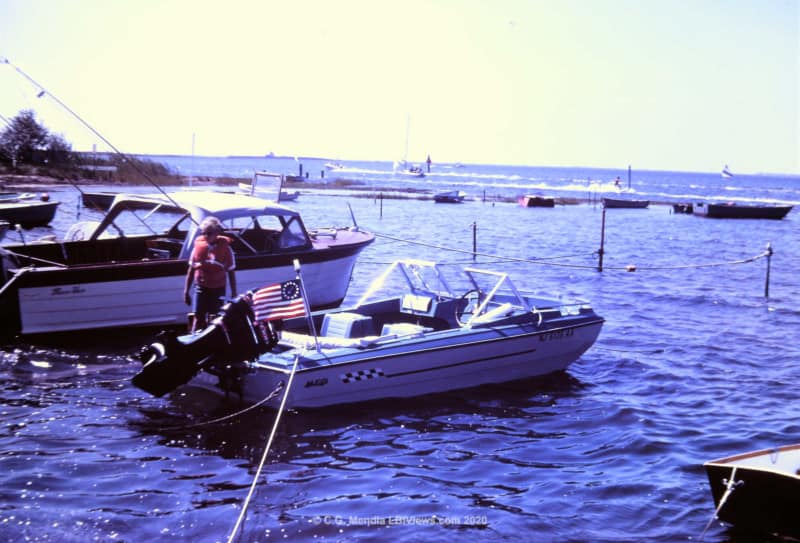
[109,190,300,220]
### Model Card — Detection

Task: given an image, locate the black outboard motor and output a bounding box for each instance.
[132,295,277,397]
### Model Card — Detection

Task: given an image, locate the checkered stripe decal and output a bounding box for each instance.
[341,368,385,384]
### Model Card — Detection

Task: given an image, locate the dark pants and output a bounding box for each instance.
[192,285,226,328]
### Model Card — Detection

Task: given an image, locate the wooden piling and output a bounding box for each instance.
[598,205,606,272]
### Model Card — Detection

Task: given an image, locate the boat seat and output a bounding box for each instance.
[469,303,515,325]
[401,294,433,314]
[380,322,431,337]
[320,312,375,338]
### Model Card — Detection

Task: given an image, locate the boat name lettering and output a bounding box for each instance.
[51,286,86,296]
[304,377,328,388]
[540,329,574,341]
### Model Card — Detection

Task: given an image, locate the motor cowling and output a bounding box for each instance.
[132,295,277,397]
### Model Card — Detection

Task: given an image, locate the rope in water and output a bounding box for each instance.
[157,381,285,432]
[372,232,770,272]
[226,353,302,543]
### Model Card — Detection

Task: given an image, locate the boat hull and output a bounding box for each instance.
[196,318,603,408]
[518,195,555,208]
[2,243,369,335]
[704,444,800,537]
[0,200,60,227]
[602,197,650,209]
[693,202,793,219]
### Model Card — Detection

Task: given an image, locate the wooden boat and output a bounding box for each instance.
[0,190,374,337]
[602,197,650,209]
[133,259,605,408]
[704,444,800,537]
[518,195,555,208]
[693,202,793,220]
[433,190,466,203]
[0,195,60,227]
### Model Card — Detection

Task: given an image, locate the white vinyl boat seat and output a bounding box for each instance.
[401,294,433,314]
[380,322,431,337]
[320,312,376,338]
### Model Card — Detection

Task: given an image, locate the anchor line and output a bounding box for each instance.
[160,381,285,432]
[1,57,195,227]
[226,353,302,543]
[372,232,770,272]
[700,466,742,540]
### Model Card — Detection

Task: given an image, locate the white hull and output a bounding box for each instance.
[16,254,360,335]
[195,320,602,408]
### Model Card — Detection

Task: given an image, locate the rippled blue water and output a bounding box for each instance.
[1,161,798,542]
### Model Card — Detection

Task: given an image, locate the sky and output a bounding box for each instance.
[1,0,798,174]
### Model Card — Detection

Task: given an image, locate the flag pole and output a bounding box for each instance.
[293,259,320,353]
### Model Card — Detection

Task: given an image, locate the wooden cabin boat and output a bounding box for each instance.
[0,191,374,337]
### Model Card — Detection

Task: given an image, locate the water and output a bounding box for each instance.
[1,159,799,542]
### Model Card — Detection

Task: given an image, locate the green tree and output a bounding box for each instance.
[0,109,52,166]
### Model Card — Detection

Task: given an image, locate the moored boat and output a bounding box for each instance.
[433,190,466,203]
[0,194,60,227]
[0,190,374,337]
[704,444,800,537]
[518,195,555,208]
[602,197,650,209]
[693,202,793,220]
[133,259,605,409]
[81,191,118,210]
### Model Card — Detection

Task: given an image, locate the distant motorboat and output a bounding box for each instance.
[518,195,555,208]
[433,190,466,203]
[602,197,650,209]
[704,444,800,538]
[693,201,792,220]
[672,203,694,214]
[721,165,734,179]
[324,162,344,170]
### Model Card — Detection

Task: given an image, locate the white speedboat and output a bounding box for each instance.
[0,190,374,336]
[133,259,604,409]
[704,444,800,537]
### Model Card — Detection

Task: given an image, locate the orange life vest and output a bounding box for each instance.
[190,235,235,289]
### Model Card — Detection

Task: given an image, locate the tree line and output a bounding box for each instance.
[0,109,172,182]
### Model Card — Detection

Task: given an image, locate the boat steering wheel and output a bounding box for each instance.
[455,289,482,326]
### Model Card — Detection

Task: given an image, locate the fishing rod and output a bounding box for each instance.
[1,56,191,222]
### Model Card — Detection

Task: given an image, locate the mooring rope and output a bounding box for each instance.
[226,353,302,543]
[372,232,770,272]
[157,381,285,432]
[700,466,742,540]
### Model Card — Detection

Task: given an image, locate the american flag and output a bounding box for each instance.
[252,279,306,322]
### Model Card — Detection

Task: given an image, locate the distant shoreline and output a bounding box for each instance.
[0,173,682,206]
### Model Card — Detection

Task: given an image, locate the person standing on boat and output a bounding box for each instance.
[183,217,237,332]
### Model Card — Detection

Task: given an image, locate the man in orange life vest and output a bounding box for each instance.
[183,217,237,332]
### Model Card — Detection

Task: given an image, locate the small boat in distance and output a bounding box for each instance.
[0,193,60,227]
[518,195,555,208]
[433,190,466,203]
[81,191,118,210]
[721,164,734,179]
[704,444,800,538]
[132,259,605,409]
[602,197,650,209]
[693,202,792,220]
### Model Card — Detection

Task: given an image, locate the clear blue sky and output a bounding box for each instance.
[1,0,798,174]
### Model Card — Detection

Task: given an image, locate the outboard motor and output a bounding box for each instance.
[132,295,277,397]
